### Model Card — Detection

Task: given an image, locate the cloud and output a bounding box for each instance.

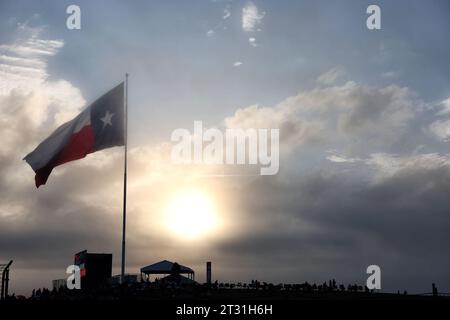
[316,66,346,85]
[215,162,450,290]
[429,118,450,141]
[0,24,77,106]
[215,104,450,288]
[0,54,46,69]
[0,25,90,293]
[205,6,231,38]
[224,104,323,148]
[366,153,450,183]
[0,26,85,175]
[326,152,362,163]
[0,39,63,56]
[427,98,450,141]
[284,81,418,148]
[223,9,231,20]
[233,61,242,67]
[225,77,421,155]
[242,2,265,32]
[248,37,258,47]
[437,98,450,115]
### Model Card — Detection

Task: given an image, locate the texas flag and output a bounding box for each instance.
[24,82,125,187]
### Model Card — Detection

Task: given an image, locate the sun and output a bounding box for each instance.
[164,189,219,240]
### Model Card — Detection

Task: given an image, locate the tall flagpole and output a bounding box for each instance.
[121,73,128,284]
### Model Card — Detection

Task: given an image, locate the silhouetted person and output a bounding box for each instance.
[171,262,181,275]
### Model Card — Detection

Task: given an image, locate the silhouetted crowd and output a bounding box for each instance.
[2,277,394,301]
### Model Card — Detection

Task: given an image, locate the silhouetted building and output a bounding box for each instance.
[74,250,112,290]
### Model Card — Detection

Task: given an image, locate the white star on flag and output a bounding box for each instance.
[100,111,114,128]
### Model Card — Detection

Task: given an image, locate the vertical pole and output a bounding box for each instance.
[207,261,211,285]
[121,74,128,284]
[1,271,4,300]
[4,269,9,299]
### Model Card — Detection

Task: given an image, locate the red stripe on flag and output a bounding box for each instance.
[54,125,94,166]
[35,125,95,187]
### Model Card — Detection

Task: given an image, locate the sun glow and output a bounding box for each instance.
[164,189,220,240]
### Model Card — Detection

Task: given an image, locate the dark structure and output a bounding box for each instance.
[432,283,438,297]
[0,260,13,300]
[74,250,112,290]
[140,260,195,282]
[206,261,212,285]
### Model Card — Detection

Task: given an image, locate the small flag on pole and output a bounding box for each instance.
[24,82,125,187]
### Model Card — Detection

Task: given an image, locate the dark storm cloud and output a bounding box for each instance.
[215,160,450,292]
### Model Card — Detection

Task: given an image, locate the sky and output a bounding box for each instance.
[0,0,449,296]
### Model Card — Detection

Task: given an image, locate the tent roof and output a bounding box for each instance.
[140,260,194,274]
